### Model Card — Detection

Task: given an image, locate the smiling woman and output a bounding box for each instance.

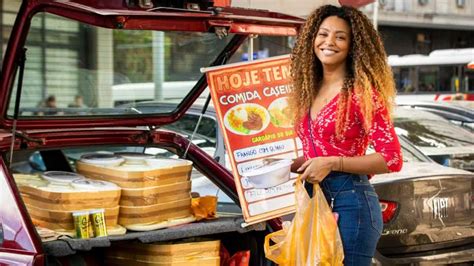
[313,16,351,69]
[288,5,401,266]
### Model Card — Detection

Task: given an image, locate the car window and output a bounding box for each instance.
[397,135,433,162]
[395,119,474,148]
[450,120,474,131]
[400,145,427,163]
[163,114,217,148]
[8,13,294,119]
[8,13,234,117]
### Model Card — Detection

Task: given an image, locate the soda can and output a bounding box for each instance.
[72,211,90,239]
[90,209,108,237]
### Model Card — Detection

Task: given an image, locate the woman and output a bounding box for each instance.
[288,5,402,265]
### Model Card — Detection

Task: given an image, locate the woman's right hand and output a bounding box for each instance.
[297,156,338,183]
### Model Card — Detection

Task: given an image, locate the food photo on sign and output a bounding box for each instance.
[202,55,302,225]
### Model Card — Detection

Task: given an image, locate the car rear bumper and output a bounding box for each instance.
[374,243,474,265]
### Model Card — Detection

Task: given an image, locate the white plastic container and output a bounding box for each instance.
[42,171,86,184]
[243,159,292,189]
[115,152,155,165]
[80,153,124,167]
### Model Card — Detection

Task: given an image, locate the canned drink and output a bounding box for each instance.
[72,211,90,239]
[90,209,108,237]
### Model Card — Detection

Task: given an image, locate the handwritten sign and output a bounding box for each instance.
[203,55,301,224]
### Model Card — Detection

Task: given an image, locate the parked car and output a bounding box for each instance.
[0,0,304,265]
[394,107,474,171]
[125,100,474,264]
[397,101,474,131]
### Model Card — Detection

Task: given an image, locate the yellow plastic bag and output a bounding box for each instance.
[191,196,217,221]
[264,180,344,265]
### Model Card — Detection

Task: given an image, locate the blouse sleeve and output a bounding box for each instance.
[368,100,403,172]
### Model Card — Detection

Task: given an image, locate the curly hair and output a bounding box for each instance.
[289,5,396,137]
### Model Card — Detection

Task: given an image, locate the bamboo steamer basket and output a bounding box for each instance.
[119,181,191,206]
[27,204,119,230]
[119,198,192,226]
[105,256,220,266]
[14,174,121,211]
[20,186,120,210]
[76,158,193,227]
[106,240,220,266]
[76,158,193,189]
[14,174,121,231]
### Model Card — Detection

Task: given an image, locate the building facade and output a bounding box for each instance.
[233,0,474,55]
[361,0,474,55]
[0,1,294,109]
[2,0,472,105]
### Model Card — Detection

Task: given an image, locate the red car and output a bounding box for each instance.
[0,0,303,264]
[2,1,473,265]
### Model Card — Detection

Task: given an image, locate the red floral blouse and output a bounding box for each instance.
[296,92,403,174]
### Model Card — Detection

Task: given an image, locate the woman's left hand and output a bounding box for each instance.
[297,157,337,183]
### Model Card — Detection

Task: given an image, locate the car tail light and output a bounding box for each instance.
[379,200,398,224]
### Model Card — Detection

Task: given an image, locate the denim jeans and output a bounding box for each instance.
[305,171,383,266]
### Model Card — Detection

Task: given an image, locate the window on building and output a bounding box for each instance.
[1,1,21,63]
[456,0,465,8]
[439,66,456,92]
[418,66,437,92]
[8,13,82,110]
[418,0,429,5]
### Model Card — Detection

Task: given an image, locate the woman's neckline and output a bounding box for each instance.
[309,92,340,122]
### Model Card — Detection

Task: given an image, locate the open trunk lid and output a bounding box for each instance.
[0,0,303,131]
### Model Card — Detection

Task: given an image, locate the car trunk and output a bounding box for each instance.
[373,162,474,255]
[0,1,303,263]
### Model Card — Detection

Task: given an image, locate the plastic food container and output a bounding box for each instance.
[41,171,86,184]
[145,158,193,168]
[243,159,292,189]
[115,152,155,165]
[80,153,124,167]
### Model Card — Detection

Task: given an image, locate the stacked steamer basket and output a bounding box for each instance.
[105,239,221,266]
[14,172,121,233]
[76,153,193,229]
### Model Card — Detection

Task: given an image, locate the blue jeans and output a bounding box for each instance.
[305,172,383,266]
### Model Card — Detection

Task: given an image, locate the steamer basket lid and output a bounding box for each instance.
[115,152,155,159]
[80,153,124,166]
[115,152,155,165]
[42,171,86,183]
[145,158,193,168]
